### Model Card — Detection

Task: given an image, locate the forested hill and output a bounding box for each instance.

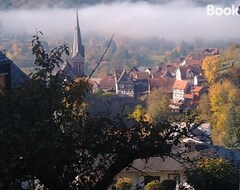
[0,0,237,9]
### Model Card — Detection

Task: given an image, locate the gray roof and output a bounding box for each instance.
[61,60,77,79]
[0,51,29,87]
[123,157,182,173]
[117,70,133,84]
[0,51,11,65]
[10,62,29,87]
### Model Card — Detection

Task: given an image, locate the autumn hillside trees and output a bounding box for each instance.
[209,80,240,147]
[198,45,240,148]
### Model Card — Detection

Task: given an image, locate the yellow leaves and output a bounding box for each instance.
[131,105,145,122]
[209,80,240,146]
[197,157,233,174]
[202,56,221,84]
[209,80,238,115]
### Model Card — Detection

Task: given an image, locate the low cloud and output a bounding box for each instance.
[0,1,240,42]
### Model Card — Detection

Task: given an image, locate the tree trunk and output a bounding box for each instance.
[93,156,134,190]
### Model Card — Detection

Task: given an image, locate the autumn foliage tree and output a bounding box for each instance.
[208,80,240,147]
[131,104,146,122]
[147,89,171,123]
[196,94,212,122]
[202,56,221,84]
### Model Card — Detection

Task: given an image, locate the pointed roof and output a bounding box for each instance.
[117,69,133,84]
[161,69,174,78]
[61,60,78,79]
[72,11,84,58]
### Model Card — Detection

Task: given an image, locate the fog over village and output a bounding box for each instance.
[1,1,240,41]
[0,0,240,190]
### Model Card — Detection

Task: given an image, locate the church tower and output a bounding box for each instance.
[71,11,85,76]
[62,11,85,79]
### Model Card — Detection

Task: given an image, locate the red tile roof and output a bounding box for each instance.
[149,78,175,92]
[173,80,189,90]
[99,77,115,89]
[191,86,203,92]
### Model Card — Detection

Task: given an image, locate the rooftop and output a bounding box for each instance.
[173,80,189,90]
[0,51,29,87]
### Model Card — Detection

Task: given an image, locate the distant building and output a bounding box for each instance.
[148,78,175,97]
[172,80,190,103]
[115,69,134,97]
[62,11,85,79]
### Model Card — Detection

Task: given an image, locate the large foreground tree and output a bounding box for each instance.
[0,34,195,190]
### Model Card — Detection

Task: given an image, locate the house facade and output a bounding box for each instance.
[172,80,190,103]
[115,69,135,97]
[112,157,185,190]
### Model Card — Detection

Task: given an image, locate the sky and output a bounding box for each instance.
[0,1,240,42]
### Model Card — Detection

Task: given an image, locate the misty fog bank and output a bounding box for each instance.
[0,0,239,9]
[0,1,240,42]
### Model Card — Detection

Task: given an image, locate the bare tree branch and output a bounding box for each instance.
[87,33,114,81]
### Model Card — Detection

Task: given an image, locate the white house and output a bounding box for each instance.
[172,80,190,103]
[113,157,185,190]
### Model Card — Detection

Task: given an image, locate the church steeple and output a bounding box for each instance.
[62,11,85,78]
[72,11,84,58]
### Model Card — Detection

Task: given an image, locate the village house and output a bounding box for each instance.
[115,69,135,97]
[90,77,115,93]
[184,86,206,109]
[172,80,191,103]
[171,79,206,111]
[114,157,184,190]
[148,77,175,97]
[175,64,206,85]
[110,123,216,190]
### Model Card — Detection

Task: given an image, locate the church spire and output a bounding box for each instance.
[72,11,84,58]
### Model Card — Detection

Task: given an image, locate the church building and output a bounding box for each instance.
[62,11,85,79]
